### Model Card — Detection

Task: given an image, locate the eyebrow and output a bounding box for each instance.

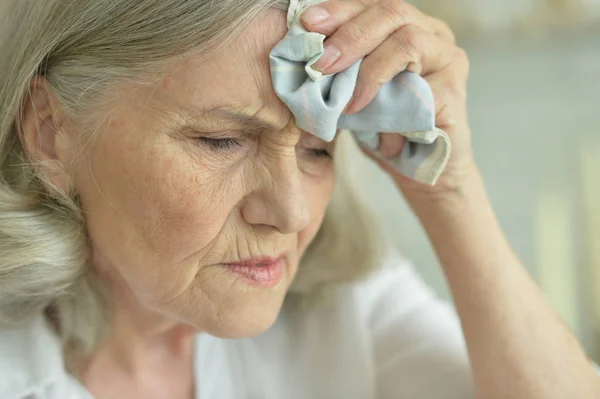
[187,108,281,135]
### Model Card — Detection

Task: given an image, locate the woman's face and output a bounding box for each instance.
[72,12,336,337]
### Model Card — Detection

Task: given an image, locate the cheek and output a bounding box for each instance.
[76,133,246,293]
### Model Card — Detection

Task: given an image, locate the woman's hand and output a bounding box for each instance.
[305,4,600,398]
[302,0,475,203]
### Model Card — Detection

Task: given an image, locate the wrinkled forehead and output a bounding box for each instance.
[151,10,290,128]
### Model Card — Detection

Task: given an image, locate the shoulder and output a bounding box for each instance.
[275,249,440,342]
[353,248,462,333]
[0,316,65,398]
[280,249,441,331]
[354,249,438,308]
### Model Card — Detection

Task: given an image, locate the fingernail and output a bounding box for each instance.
[302,6,329,25]
[379,135,406,159]
[313,43,341,72]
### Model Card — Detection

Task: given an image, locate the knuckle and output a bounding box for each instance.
[357,66,386,94]
[373,73,390,89]
[436,19,456,42]
[339,20,372,49]
[393,25,423,59]
[378,0,412,25]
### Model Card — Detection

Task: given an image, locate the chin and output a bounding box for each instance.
[182,276,291,339]
[163,257,298,339]
[204,295,287,339]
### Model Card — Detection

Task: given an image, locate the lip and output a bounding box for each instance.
[224,255,284,267]
[223,255,286,287]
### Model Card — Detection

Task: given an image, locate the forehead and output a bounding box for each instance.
[154,10,290,127]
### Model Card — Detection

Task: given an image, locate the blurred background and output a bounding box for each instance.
[346,0,600,361]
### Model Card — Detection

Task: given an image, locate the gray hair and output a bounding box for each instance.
[0,0,381,356]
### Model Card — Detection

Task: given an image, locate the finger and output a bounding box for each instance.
[312,0,424,74]
[345,26,455,114]
[427,76,457,132]
[302,0,435,36]
[301,0,371,36]
[425,55,470,133]
[358,142,413,183]
[423,15,456,44]
[379,133,406,158]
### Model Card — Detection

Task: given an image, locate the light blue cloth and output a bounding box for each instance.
[269,0,451,185]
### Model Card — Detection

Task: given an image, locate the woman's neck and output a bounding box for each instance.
[77,272,197,383]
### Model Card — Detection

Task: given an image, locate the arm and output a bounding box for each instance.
[405,170,600,399]
[301,1,600,396]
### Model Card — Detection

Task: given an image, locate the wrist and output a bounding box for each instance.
[405,168,512,277]
[402,164,487,214]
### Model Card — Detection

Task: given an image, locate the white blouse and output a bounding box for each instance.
[0,252,474,399]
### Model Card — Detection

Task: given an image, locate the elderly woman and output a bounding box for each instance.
[0,0,598,398]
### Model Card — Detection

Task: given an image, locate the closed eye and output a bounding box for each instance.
[197,137,242,151]
[309,148,331,158]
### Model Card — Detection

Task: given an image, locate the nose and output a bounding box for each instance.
[241,152,311,235]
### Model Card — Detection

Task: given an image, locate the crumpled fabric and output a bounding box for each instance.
[269,0,451,185]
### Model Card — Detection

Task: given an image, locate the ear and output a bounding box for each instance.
[20,77,75,193]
